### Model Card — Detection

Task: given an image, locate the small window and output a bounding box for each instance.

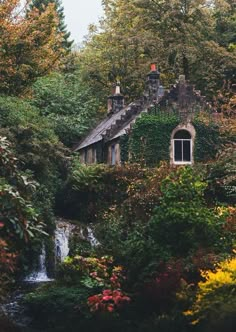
[92,148,97,163]
[84,149,88,164]
[111,145,116,165]
[173,130,192,164]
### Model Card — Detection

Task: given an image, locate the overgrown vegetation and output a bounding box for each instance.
[0,1,235,331]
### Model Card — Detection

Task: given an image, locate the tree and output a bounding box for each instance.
[135,0,236,94]
[79,0,236,100]
[31,70,101,147]
[79,0,158,101]
[0,0,65,95]
[29,0,73,50]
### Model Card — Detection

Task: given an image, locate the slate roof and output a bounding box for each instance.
[74,79,207,151]
[74,99,149,151]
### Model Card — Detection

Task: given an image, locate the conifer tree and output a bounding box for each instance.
[29,0,73,50]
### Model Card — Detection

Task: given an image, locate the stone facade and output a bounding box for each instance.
[74,66,211,166]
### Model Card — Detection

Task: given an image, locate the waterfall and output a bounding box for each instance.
[55,220,74,262]
[24,220,98,283]
[87,226,100,247]
[24,244,52,283]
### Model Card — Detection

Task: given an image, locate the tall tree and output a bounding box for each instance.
[79,0,236,100]
[79,0,158,102]
[0,0,65,95]
[29,0,73,50]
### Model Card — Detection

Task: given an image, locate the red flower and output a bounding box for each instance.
[103,289,112,296]
[107,304,114,312]
[88,295,100,304]
[102,295,112,301]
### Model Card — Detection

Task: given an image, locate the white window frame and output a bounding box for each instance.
[173,138,192,165]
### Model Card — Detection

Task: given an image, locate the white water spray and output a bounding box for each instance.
[24,244,52,282]
[55,221,74,262]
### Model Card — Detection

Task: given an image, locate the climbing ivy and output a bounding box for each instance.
[129,114,179,166]
[128,114,221,166]
[193,120,221,161]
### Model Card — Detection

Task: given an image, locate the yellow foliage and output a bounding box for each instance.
[184,257,236,327]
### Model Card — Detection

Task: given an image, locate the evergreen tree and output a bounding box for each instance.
[29,0,73,51]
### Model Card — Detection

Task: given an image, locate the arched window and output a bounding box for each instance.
[173,130,192,164]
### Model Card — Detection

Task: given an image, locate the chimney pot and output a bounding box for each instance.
[151,63,156,72]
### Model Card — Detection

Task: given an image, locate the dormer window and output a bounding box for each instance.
[173,130,192,164]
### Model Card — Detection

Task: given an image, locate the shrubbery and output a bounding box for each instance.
[25,255,130,329]
[185,257,236,332]
[24,163,235,331]
[57,161,151,222]
[0,136,48,294]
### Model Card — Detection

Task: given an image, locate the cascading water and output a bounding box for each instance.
[55,220,74,262]
[87,226,100,247]
[24,244,52,283]
[1,220,100,330]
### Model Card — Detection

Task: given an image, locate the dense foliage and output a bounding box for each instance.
[0,0,64,95]
[29,0,73,50]
[25,164,236,331]
[31,71,101,147]
[0,136,47,295]
[185,257,236,332]
[79,0,236,101]
[57,161,152,222]
[0,1,235,332]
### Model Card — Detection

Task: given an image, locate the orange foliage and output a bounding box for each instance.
[0,0,65,95]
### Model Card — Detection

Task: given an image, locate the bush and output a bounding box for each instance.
[24,284,92,329]
[58,161,151,222]
[185,257,236,332]
[0,136,47,293]
[149,167,226,256]
[207,143,236,204]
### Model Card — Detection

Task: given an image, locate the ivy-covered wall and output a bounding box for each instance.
[129,114,180,166]
[193,120,221,161]
[124,114,221,166]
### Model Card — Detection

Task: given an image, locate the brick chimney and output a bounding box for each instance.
[107,82,124,114]
[146,63,160,100]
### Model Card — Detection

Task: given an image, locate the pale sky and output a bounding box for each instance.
[20,0,104,44]
[62,0,104,43]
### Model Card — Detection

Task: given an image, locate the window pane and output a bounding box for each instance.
[111,145,116,165]
[183,141,191,161]
[174,140,182,161]
[174,130,191,139]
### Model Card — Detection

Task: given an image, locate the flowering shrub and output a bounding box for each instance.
[58,255,130,314]
[140,259,188,312]
[59,255,123,287]
[88,289,130,313]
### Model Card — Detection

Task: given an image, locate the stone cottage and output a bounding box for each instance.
[74,65,211,166]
